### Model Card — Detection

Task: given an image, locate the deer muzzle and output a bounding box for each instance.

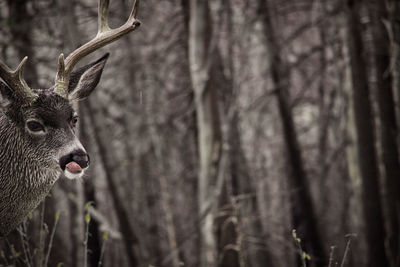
[59,149,90,179]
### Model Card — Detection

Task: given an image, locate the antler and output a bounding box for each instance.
[0,57,38,105]
[54,0,141,98]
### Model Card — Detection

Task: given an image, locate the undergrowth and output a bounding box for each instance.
[0,211,355,267]
[0,201,108,267]
[292,229,357,267]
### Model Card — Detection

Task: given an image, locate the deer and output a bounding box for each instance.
[0,0,140,238]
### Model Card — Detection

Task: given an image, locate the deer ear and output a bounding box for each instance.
[68,53,109,101]
[0,80,15,109]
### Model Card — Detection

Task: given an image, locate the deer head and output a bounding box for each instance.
[0,0,140,237]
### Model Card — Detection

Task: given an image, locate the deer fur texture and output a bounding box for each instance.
[0,54,108,237]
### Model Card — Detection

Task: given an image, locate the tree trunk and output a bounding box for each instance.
[345,0,389,266]
[369,1,400,265]
[188,1,223,266]
[148,115,181,267]
[389,0,400,127]
[258,0,327,265]
[6,0,38,88]
[221,4,272,262]
[84,102,141,267]
[344,54,366,267]
[228,116,272,267]
[80,105,101,267]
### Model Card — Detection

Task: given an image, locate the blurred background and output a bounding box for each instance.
[0,0,399,266]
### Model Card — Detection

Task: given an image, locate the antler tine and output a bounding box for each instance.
[98,0,111,33]
[55,0,141,98]
[129,0,139,21]
[0,57,38,105]
[54,54,68,98]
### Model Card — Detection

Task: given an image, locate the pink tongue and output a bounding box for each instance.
[66,162,82,173]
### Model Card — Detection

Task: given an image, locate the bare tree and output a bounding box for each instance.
[368,0,400,265]
[1,0,399,266]
[188,0,223,266]
[345,0,388,266]
[6,0,38,87]
[257,0,327,265]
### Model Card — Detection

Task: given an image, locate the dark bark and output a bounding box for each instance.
[6,0,38,88]
[258,0,327,266]
[345,0,389,266]
[369,0,400,265]
[80,104,101,267]
[84,183,101,267]
[391,0,400,130]
[180,0,190,33]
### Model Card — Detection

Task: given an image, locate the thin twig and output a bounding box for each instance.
[38,201,46,267]
[84,202,94,267]
[340,234,356,267]
[43,211,61,267]
[17,222,32,267]
[97,232,109,267]
[328,246,336,267]
[292,229,309,267]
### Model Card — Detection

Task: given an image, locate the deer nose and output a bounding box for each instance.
[71,151,90,169]
[59,149,90,171]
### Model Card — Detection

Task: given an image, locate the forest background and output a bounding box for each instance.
[0,0,399,267]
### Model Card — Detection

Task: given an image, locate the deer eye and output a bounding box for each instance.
[26,120,45,133]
